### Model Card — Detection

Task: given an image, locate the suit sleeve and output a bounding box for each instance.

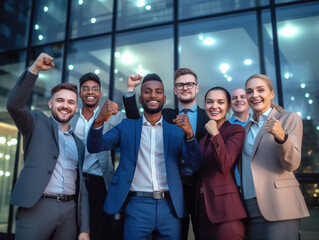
[276,113,302,171]
[79,167,90,233]
[182,138,201,171]
[6,69,37,136]
[87,121,122,153]
[209,125,245,174]
[122,93,140,119]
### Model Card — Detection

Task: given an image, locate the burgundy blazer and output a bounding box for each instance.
[198,121,247,224]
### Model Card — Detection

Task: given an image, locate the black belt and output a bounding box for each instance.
[83,172,104,182]
[129,191,170,199]
[42,194,76,202]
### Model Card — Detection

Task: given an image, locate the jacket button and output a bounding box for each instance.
[47,170,53,174]
[53,156,58,160]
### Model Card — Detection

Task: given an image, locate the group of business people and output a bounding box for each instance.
[7,52,309,240]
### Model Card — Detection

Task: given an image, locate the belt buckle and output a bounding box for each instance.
[153,191,163,199]
[56,194,64,203]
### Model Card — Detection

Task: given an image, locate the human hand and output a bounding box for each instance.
[205,120,219,136]
[265,117,286,142]
[29,53,55,75]
[127,73,142,92]
[94,100,119,128]
[173,114,194,139]
[78,232,90,240]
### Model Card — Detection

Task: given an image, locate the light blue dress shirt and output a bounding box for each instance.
[242,108,272,200]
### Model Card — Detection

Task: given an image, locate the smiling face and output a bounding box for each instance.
[231,88,249,115]
[139,80,166,114]
[174,74,199,106]
[49,89,78,124]
[79,80,102,109]
[245,77,274,116]
[205,89,230,127]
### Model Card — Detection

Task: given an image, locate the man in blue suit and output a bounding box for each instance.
[87,73,201,239]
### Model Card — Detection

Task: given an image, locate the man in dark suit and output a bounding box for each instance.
[6,53,89,240]
[123,68,209,239]
[70,72,124,240]
[87,73,201,239]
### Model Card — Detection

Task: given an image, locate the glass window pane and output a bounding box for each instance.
[28,45,64,115]
[0,51,26,232]
[117,0,173,30]
[69,0,113,39]
[179,0,269,20]
[66,36,112,107]
[114,26,174,111]
[32,0,67,46]
[179,12,277,109]
[275,3,319,173]
[0,0,32,52]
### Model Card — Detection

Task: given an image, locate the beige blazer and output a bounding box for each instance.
[241,108,309,221]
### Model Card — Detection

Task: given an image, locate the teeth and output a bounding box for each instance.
[87,97,95,100]
[149,101,158,104]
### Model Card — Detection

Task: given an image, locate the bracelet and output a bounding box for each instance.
[184,134,195,141]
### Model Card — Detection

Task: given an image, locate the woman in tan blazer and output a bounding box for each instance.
[240,74,309,240]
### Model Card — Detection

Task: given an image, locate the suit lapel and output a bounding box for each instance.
[250,108,278,159]
[163,120,170,161]
[50,117,60,150]
[135,117,143,161]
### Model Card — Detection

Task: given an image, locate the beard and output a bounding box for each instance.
[51,109,76,124]
[142,101,164,114]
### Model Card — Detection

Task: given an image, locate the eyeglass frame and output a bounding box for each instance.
[174,82,197,90]
[80,86,101,93]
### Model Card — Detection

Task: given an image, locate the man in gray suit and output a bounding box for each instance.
[70,72,124,240]
[7,53,90,240]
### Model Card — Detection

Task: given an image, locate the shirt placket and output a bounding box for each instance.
[150,126,158,191]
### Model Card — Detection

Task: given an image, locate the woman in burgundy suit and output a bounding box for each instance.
[197,87,247,240]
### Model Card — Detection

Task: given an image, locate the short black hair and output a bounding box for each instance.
[142,73,163,84]
[79,72,101,88]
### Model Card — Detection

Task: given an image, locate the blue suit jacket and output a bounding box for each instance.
[87,117,201,219]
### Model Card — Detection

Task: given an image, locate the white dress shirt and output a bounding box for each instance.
[130,115,169,192]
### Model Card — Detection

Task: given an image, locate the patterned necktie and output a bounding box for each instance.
[182,108,190,114]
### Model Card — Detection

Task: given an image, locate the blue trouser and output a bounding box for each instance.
[124,196,181,240]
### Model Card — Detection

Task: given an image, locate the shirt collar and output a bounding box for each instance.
[51,117,73,134]
[80,106,100,118]
[142,115,163,126]
[178,104,198,113]
[250,107,272,124]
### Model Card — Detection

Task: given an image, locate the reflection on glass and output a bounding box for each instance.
[29,45,64,114]
[0,1,31,52]
[276,3,319,173]
[179,0,268,20]
[32,0,67,46]
[66,36,112,108]
[69,0,113,39]
[117,0,173,30]
[179,12,277,108]
[114,26,174,110]
[0,51,26,233]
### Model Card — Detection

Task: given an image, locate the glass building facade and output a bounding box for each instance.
[0,0,318,238]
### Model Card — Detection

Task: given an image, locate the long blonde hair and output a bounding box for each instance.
[245,74,285,113]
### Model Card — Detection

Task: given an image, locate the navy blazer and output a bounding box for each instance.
[6,70,90,233]
[87,117,201,218]
[123,94,209,142]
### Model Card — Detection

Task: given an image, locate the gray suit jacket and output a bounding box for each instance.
[6,70,90,233]
[70,110,124,190]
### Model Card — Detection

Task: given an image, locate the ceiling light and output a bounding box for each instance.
[280,25,298,37]
[308,99,313,104]
[227,76,232,82]
[305,93,310,98]
[95,69,100,75]
[145,5,151,10]
[78,0,84,5]
[219,63,229,74]
[137,0,145,7]
[290,96,295,101]
[244,59,252,65]
[43,6,49,12]
[300,83,306,89]
[114,52,121,58]
[91,18,97,24]
[68,65,74,70]
[34,24,39,30]
[203,37,215,45]
[38,35,44,40]
[198,35,204,40]
[307,116,311,120]
[121,52,135,65]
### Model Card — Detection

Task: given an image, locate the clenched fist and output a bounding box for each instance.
[94,100,119,128]
[265,117,286,142]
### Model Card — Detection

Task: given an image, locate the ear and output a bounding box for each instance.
[173,87,178,96]
[48,99,52,109]
[270,90,275,100]
[195,84,199,94]
[163,95,166,105]
[227,103,231,112]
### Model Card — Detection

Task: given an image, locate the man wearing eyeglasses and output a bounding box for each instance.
[123,68,209,240]
[70,73,124,240]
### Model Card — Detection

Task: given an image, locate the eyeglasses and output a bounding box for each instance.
[81,86,100,93]
[175,82,197,90]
